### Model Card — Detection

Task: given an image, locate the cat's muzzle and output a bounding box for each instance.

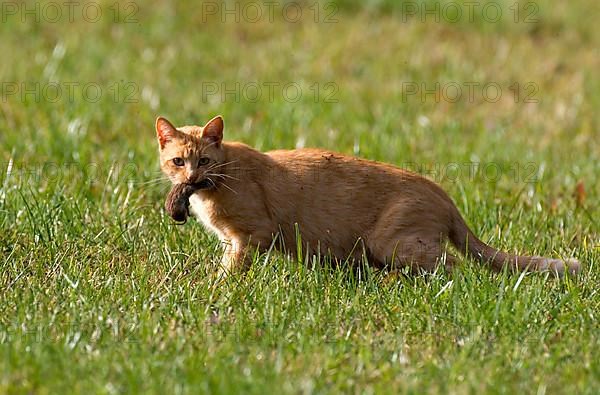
[192,178,215,190]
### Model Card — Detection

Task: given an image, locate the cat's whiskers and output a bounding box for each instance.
[202,172,239,195]
[205,172,240,181]
[216,180,238,195]
[207,161,247,181]
[206,160,239,172]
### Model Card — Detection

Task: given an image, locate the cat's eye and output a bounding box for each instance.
[172,157,184,166]
[198,157,210,166]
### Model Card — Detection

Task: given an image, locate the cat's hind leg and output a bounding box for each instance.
[367,233,447,272]
[366,203,452,272]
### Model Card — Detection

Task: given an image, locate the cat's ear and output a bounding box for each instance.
[202,115,224,146]
[156,116,179,149]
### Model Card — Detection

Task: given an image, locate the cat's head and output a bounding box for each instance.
[155,115,226,187]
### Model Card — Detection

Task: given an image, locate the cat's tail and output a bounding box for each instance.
[448,207,581,276]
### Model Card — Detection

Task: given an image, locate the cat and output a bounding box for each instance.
[156,115,581,278]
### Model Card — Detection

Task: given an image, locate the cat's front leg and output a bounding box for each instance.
[216,238,253,279]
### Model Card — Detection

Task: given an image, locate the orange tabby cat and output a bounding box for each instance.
[156,115,580,278]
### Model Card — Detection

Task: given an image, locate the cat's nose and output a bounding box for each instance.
[186,170,202,183]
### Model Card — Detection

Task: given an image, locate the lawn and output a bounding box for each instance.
[1,0,599,393]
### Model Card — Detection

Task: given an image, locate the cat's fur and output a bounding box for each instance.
[156,115,581,278]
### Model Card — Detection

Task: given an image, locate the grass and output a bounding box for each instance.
[1,0,599,393]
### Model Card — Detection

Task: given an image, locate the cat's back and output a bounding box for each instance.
[266,147,356,163]
[266,147,413,180]
[263,147,443,204]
